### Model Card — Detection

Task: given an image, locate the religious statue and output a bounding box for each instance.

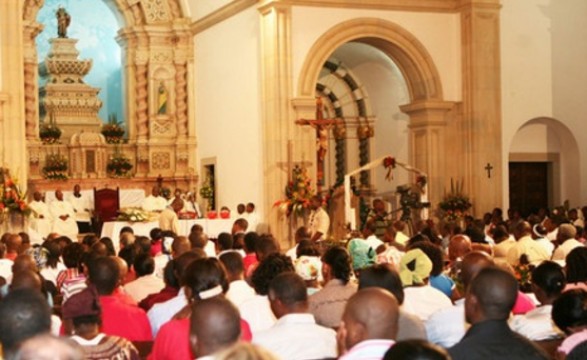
[56,7,71,39]
[295,97,340,190]
[157,82,168,115]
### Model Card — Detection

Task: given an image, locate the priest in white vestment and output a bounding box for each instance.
[66,184,93,233]
[28,191,52,242]
[142,187,168,212]
[49,190,78,240]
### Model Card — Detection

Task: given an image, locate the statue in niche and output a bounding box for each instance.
[157,82,168,115]
[56,7,71,38]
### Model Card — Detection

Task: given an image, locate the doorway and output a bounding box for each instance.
[509,162,549,217]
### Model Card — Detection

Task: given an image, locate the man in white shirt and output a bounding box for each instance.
[362,223,384,253]
[308,195,330,242]
[254,272,336,360]
[552,223,582,262]
[49,189,78,240]
[182,192,202,218]
[158,199,182,235]
[124,253,165,303]
[28,191,52,240]
[244,202,260,232]
[67,184,92,233]
[338,288,398,360]
[219,252,256,306]
[142,186,167,212]
[426,251,494,348]
[506,221,550,266]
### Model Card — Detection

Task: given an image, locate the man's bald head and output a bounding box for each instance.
[465,266,518,324]
[448,235,472,262]
[513,221,532,240]
[6,233,23,253]
[342,288,399,350]
[12,254,38,274]
[11,270,43,292]
[190,297,241,357]
[461,251,495,289]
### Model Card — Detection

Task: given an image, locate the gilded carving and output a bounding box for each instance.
[168,0,182,19]
[136,64,149,137]
[152,151,171,169]
[141,0,171,24]
[151,51,172,63]
[175,63,188,136]
[24,62,37,139]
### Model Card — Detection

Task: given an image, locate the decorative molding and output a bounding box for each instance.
[191,0,257,34]
[259,0,460,12]
[152,151,171,169]
[141,0,172,24]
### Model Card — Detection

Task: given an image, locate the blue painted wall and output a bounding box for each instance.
[36,0,123,126]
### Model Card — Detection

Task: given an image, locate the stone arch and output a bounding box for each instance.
[508,116,581,208]
[297,18,443,102]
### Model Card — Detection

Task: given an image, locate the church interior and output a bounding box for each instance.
[0,0,586,245]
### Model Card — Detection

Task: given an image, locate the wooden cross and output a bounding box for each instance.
[295,97,341,192]
[276,140,312,180]
[485,163,493,178]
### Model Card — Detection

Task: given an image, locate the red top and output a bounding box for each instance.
[139,286,179,312]
[99,295,153,341]
[150,240,163,257]
[512,290,536,315]
[148,317,252,360]
[243,254,258,273]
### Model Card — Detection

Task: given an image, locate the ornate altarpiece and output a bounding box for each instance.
[22,0,197,193]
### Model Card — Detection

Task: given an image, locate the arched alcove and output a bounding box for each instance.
[294,18,452,207]
[508,117,581,210]
[22,0,197,190]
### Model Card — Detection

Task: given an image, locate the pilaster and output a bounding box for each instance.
[0,0,27,182]
[401,100,454,207]
[460,0,503,214]
[259,2,293,243]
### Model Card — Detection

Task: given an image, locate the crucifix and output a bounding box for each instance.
[485,163,494,178]
[295,97,341,192]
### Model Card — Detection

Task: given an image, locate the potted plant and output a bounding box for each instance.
[101,114,125,144]
[107,152,133,178]
[42,153,68,180]
[39,112,62,144]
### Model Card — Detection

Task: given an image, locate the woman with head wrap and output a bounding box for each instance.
[399,248,452,321]
[62,286,140,359]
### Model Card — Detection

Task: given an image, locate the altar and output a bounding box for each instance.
[101,218,233,250]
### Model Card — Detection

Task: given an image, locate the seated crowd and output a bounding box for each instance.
[3,205,587,360]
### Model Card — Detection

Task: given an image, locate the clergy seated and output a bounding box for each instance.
[88,257,152,341]
[253,273,337,360]
[28,191,52,241]
[143,187,168,213]
[49,190,79,241]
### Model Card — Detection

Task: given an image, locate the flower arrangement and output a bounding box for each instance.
[438,179,472,220]
[117,207,153,222]
[42,153,68,180]
[39,113,62,145]
[101,114,125,144]
[274,165,314,217]
[383,156,396,180]
[107,153,133,178]
[0,168,32,217]
[199,176,215,211]
[513,255,534,293]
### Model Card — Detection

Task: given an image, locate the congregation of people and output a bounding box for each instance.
[4,192,587,360]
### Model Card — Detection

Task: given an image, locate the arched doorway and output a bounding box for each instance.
[295,18,453,211]
[508,117,581,215]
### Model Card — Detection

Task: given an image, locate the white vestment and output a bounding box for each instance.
[28,200,52,239]
[49,200,78,240]
[142,195,168,212]
[67,193,93,223]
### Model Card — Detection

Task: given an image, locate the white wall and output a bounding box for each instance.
[194,6,264,218]
[187,0,234,21]
[501,0,587,207]
[291,6,461,102]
